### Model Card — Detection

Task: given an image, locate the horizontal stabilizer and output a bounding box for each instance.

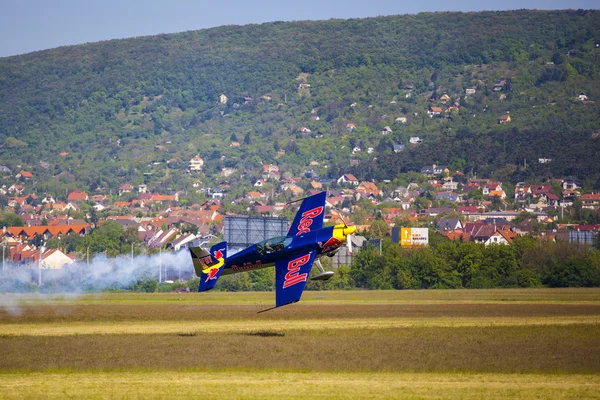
[190,242,227,292]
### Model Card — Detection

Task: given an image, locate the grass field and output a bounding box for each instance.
[1,289,599,399]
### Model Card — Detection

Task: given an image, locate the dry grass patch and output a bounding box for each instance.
[2,302,599,325]
[3,288,600,308]
[1,325,598,373]
[0,315,598,337]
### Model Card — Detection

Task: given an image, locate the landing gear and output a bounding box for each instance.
[311,259,334,281]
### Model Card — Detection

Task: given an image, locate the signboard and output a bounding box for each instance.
[224,216,288,248]
[400,227,429,247]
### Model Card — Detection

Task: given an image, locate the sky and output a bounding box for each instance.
[1,0,598,58]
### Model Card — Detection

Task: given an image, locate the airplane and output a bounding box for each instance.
[189,191,356,311]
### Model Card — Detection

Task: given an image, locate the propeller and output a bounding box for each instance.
[347,232,353,255]
[336,209,354,255]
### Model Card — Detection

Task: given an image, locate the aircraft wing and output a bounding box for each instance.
[287,191,326,237]
[273,250,316,309]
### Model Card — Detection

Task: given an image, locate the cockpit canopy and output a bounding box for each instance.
[256,236,292,255]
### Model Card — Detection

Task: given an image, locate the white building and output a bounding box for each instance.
[40,249,74,270]
[189,155,204,172]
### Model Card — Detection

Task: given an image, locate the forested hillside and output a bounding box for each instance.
[0,10,599,197]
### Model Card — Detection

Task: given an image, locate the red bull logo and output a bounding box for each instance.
[296,206,324,235]
[213,249,224,260]
[283,254,310,288]
[205,267,221,282]
[319,237,342,252]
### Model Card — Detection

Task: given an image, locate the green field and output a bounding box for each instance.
[1,289,599,399]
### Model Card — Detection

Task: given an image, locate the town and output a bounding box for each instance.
[1,154,598,274]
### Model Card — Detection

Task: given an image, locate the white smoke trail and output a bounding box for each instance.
[0,249,195,313]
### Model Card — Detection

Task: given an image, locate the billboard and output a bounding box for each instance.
[400,227,429,247]
[223,216,288,248]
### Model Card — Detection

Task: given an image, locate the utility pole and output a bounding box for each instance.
[38,255,41,287]
[159,248,162,283]
[131,243,134,268]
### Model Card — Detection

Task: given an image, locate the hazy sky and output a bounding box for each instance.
[1,0,598,58]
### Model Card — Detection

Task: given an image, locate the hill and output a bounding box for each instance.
[0,9,599,198]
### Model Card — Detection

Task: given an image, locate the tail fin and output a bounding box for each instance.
[189,241,227,291]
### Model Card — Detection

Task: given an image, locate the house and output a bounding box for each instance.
[356,182,381,198]
[118,183,133,195]
[562,179,581,191]
[337,174,359,186]
[420,207,454,217]
[5,224,90,242]
[392,144,405,153]
[188,155,204,172]
[298,83,311,89]
[578,93,588,102]
[421,164,449,177]
[41,195,56,204]
[442,180,459,191]
[435,192,461,203]
[463,223,496,243]
[514,183,532,201]
[282,183,304,196]
[395,117,407,124]
[67,190,88,202]
[427,106,442,117]
[538,158,552,164]
[499,115,511,124]
[298,127,312,133]
[438,217,463,231]
[168,233,199,252]
[482,182,502,196]
[151,194,179,203]
[539,192,560,206]
[17,171,33,180]
[485,229,515,245]
[138,184,148,194]
[493,80,507,92]
[8,185,24,194]
[219,94,227,104]
[246,191,265,201]
[40,249,75,270]
[409,137,422,144]
[310,180,323,190]
[458,205,481,215]
[581,193,600,209]
[439,94,450,103]
[465,88,476,95]
[346,123,356,131]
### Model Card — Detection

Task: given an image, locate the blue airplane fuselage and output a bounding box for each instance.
[222,225,340,275]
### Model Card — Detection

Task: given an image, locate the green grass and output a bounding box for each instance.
[0,371,598,399]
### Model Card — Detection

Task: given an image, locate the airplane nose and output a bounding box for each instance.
[343,226,356,237]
